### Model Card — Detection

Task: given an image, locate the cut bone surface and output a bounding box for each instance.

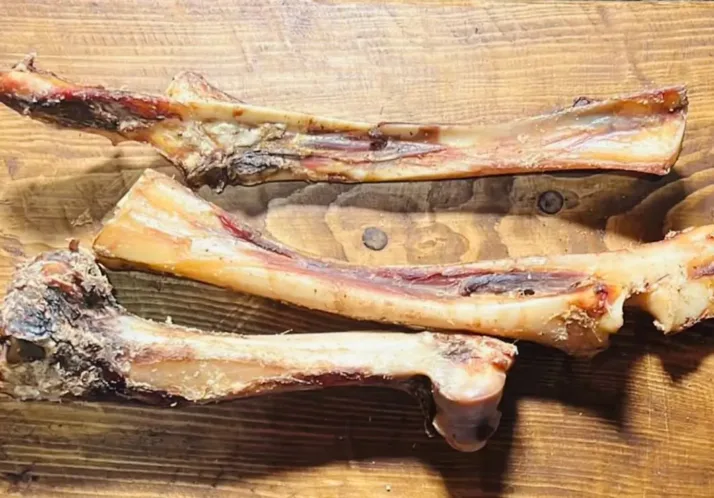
[94,170,714,356]
[0,55,687,189]
[0,249,516,452]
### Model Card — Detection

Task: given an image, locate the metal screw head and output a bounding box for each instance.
[362,227,389,251]
[537,190,564,215]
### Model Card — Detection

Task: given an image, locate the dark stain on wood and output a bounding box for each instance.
[4,157,20,179]
[4,465,38,492]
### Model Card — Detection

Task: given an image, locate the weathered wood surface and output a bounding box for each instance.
[0,0,713,496]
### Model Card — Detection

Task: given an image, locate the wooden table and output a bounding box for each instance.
[0,1,713,496]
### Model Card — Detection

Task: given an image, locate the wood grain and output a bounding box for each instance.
[0,0,713,496]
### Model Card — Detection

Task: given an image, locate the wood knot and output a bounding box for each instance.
[362,227,388,251]
[537,190,564,215]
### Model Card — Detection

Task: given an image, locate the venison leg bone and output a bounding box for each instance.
[0,54,687,189]
[0,249,516,452]
[94,170,714,356]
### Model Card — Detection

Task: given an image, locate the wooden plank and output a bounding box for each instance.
[0,1,713,496]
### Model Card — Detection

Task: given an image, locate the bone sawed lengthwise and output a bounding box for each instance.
[0,55,688,189]
[93,170,714,356]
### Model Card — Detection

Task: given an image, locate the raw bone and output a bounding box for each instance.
[0,248,516,452]
[93,169,714,356]
[0,54,687,190]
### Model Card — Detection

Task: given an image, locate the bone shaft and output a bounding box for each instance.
[93,170,620,354]
[117,316,440,401]
[0,58,688,187]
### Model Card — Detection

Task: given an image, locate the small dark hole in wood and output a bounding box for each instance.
[523,288,535,296]
[537,190,564,215]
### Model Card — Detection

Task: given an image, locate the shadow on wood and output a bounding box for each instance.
[1,156,167,248]
[210,170,681,224]
[2,155,696,257]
